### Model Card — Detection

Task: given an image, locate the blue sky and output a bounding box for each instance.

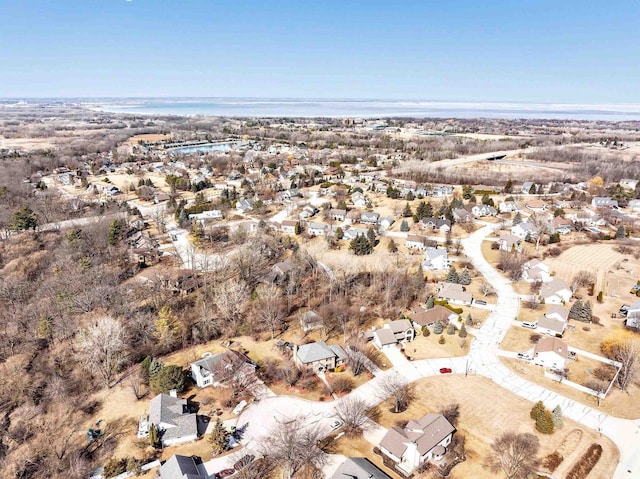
[0,0,638,102]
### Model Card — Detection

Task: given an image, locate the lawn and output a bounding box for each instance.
[500,324,537,354]
[372,375,618,479]
[331,435,403,479]
[403,330,471,360]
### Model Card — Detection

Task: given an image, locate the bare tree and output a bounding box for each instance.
[334,396,373,436]
[128,373,145,400]
[613,339,640,391]
[480,280,496,297]
[215,279,250,332]
[377,374,415,413]
[585,379,608,406]
[484,431,540,479]
[260,417,327,479]
[439,403,460,427]
[77,316,128,387]
[528,213,549,250]
[151,207,167,234]
[255,284,285,340]
[570,270,595,294]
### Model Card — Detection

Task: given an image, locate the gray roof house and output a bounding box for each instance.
[625,301,640,330]
[437,282,473,305]
[149,394,198,447]
[160,454,206,479]
[423,247,449,271]
[331,457,392,479]
[379,413,455,475]
[373,319,415,349]
[361,211,380,225]
[293,341,348,373]
[300,310,324,332]
[190,350,256,388]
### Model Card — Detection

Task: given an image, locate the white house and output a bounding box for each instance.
[149,393,198,447]
[511,222,536,239]
[522,259,552,283]
[591,197,618,208]
[307,222,328,236]
[361,211,380,225]
[540,278,572,304]
[629,199,640,211]
[190,350,256,389]
[420,217,451,234]
[351,192,368,207]
[372,319,416,350]
[189,210,223,222]
[280,220,299,235]
[329,209,347,221]
[405,235,427,251]
[620,179,639,190]
[379,414,455,475]
[432,185,453,197]
[533,337,570,370]
[236,198,255,212]
[380,216,395,230]
[471,204,497,217]
[497,233,521,252]
[437,282,473,305]
[423,247,449,271]
[536,312,567,337]
[499,201,520,213]
[625,301,640,330]
[160,454,207,479]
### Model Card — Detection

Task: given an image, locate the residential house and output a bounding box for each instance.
[236,198,255,212]
[329,209,347,222]
[189,210,223,222]
[511,222,536,239]
[497,233,521,252]
[432,185,453,197]
[522,259,552,283]
[437,282,473,305]
[471,204,498,217]
[525,199,547,212]
[591,197,619,208]
[536,315,567,337]
[149,393,198,447]
[299,205,319,219]
[423,247,450,271]
[550,217,574,235]
[280,220,299,235]
[361,211,380,225]
[308,222,329,236]
[300,310,324,332]
[620,179,639,190]
[540,278,572,304]
[293,341,348,373]
[351,192,368,207]
[343,226,370,240]
[379,414,456,475]
[345,209,362,225]
[190,350,256,388]
[546,304,570,323]
[420,217,451,234]
[629,199,640,211]
[160,455,206,479]
[331,457,392,479]
[624,301,640,330]
[405,235,428,251]
[264,260,295,283]
[372,320,416,349]
[409,306,457,329]
[521,182,540,194]
[380,216,395,230]
[452,208,474,223]
[533,337,570,370]
[499,201,520,213]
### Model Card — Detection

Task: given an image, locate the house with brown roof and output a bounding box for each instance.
[533,337,570,370]
[372,319,415,349]
[540,278,572,304]
[437,282,473,305]
[497,233,522,252]
[379,413,455,475]
[190,350,256,388]
[522,259,552,283]
[409,306,456,329]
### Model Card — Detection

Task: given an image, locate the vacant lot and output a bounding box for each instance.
[373,376,617,479]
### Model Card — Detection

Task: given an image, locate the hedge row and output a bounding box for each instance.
[566,444,603,479]
[433,299,463,314]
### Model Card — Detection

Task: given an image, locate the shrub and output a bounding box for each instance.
[422,326,430,337]
[543,452,564,472]
[332,376,354,394]
[446,323,456,335]
[104,458,127,478]
[566,444,603,479]
[530,401,546,421]
[438,335,445,345]
[536,410,555,434]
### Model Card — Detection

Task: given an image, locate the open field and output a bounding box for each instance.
[372,375,618,479]
[124,133,172,145]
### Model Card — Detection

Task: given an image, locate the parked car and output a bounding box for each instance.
[475,299,487,306]
[439,367,452,374]
[234,454,256,471]
[522,321,537,329]
[619,305,630,317]
[517,353,532,360]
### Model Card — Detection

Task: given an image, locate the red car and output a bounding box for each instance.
[439,367,452,374]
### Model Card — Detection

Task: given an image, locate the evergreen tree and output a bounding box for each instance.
[459,269,472,285]
[481,193,494,206]
[149,358,163,377]
[400,220,410,232]
[425,296,435,310]
[433,322,444,334]
[530,401,546,421]
[446,323,456,335]
[462,184,474,199]
[513,212,523,225]
[148,423,159,448]
[458,323,468,338]
[387,238,398,253]
[616,225,626,239]
[335,226,344,239]
[535,410,555,434]
[209,419,230,455]
[406,191,415,201]
[422,326,430,337]
[465,313,473,326]
[445,267,460,284]
[366,227,376,245]
[551,405,564,429]
[414,264,425,288]
[438,335,446,344]
[349,234,373,255]
[402,202,413,217]
[149,364,185,394]
[9,206,38,231]
[140,356,153,385]
[529,183,537,194]
[504,179,513,194]
[107,218,126,245]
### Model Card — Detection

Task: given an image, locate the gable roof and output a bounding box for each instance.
[438,282,473,303]
[387,319,413,334]
[191,350,255,384]
[546,305,569,321]
[331,457,392,479]
[374,328,397,346]
[380,413,455,458]
[296,341,345,364]
[534,337,569,357]
[540,278,571,298]
[409,306,454,326]
[537,316,566,334]
[149,394,198,442]
[160,455,205,479]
